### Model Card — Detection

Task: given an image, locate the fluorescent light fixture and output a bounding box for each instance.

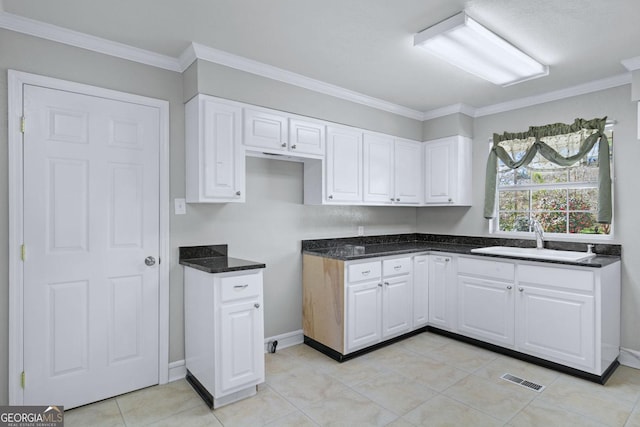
[414,12,548,86]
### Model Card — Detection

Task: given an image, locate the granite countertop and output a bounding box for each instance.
[302,234,621,268]
[179,245,265,274]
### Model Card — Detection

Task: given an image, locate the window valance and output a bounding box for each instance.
[483,117,612,224]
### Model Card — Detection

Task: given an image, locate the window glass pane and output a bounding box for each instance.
[499,212,530,232]
[568,188,598,210]
[498,190,529,211]
[568,212,606,235]
[532,189,567,211]
[533,212,567,233]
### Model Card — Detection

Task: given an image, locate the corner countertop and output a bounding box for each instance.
[179,245,265,274]
[301,234,621,268]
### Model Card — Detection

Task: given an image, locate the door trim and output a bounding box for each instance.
[8,69,171,404]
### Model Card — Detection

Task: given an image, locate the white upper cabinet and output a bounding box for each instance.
[424,135,472,206]
[244,108,288,151]
[185,95,245,203]
[363,133,394,203]
[289,118,325,156]
[326,126,363,203]
[394,139,423,204]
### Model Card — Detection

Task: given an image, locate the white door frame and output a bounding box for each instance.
[7,69,171,404]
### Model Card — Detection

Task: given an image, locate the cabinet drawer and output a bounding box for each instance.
[220,273,262,302]
[519,264,594,292]
[383,257,411,276]
[459,257,515,281]
[348,261,381,282]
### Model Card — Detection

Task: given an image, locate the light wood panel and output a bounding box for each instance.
[302,255,344,353]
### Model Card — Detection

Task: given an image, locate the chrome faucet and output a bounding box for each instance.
[533,219,544,249]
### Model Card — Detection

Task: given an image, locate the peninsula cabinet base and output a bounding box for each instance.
[427,327,620,385]
[304,327,428,362]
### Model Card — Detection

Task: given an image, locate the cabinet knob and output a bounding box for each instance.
[396,198,400,202]
[445,258,450,262]
[384,282,390,286]
[291,144,297,149]
[378,283,383,287]
[236,191,241,196]
[254,303,261,309]
[507,285,513,290]
[448,198,453,203]
[328,195,333,200]
[519,287,524,292]
[390,198,395,201]
[281,142,287,148]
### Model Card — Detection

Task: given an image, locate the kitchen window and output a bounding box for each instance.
[488,125,613,238]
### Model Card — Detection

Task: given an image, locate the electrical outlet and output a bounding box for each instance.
[357,225,364,236]
[174,198,187,215]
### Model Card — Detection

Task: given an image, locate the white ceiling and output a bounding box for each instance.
[2,0,639,115]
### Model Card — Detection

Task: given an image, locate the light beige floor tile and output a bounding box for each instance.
[444,374,535,421]
[394,332,450,355]
[265,350,307,378]
[538,375,635,426]
[404,394,503,427]
[145,404,222,427]
[353,371,436,415]
[116,380,203,426]
[474,355,559,386]
[386,418,418,427]
[602,365,640,403]
[300,386,397,426]
[625,407,640,427]
[278,344,340,372]
[64,398,124,427]
[509,398,608,427]
[392,354,470,392]
[426,341,498,372]
[325,356,392,387]
[267,365,350,407]
[265,410,318,426]
[212,386,296,426]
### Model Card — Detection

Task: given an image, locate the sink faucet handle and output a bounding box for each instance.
[587,244,595,254]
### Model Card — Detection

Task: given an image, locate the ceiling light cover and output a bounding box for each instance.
[414,12,548,86]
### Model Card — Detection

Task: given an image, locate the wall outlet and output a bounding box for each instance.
[357,225,364,236]
[174,198,187,215]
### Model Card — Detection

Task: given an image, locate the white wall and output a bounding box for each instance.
[417,84,640,352]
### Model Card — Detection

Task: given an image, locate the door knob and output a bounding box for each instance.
[145,256,156,266]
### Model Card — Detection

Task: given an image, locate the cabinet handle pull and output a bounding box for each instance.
[384,282,390,286]
[234,284,249,289]
[396,198,400,202]
[507,285,513,290]
[236,191,241,196]
[394,265,401,270]
[390,198,395,201]
[254,303,260,308]
[378,283,383,287]
[448,198,453,203]
[328,195,333,200]
[281,142,287,147]
[519,287,524,292]
[361,270,370,276]
[291,144,297,149]
[445,258,450,262]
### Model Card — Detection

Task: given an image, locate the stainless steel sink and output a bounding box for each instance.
[470,246,596,262]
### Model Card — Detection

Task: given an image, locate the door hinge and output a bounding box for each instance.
[20,116,25,134]
[21,371,25,389]
[21,244,26,261]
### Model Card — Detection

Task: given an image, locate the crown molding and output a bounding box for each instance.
[421,103,476,120]
[184,42,425,121]
[622,56,640,71]
[0,11,181,72]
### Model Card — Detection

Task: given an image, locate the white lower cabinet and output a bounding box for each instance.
[346,280,382,352]
[185,267,265,408]
[428,254,456,331]
[413,255,429,328]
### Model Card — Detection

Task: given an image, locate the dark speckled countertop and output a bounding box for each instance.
[179,245,265,274]
[302,233,621,268]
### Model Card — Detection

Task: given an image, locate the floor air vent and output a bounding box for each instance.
[500,373,545,392]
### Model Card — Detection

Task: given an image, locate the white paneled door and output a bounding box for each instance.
[22,85,160,409]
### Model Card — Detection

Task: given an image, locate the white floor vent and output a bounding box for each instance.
[500,373,545,392]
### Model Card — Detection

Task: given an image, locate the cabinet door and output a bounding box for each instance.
[457,275,514,347]
[516,285,595,371]
[326,127,363,202]
[346,281,381,353]
[382,275,412,338]
[244,108,288,151]
[186,96,245,202]
[413,255,429,329]
[289,118,325,156]
[428,255,456,331]
[218,299,265,395]
[363,133,394,203]
[424,138,455,204]
[394,139,423,204]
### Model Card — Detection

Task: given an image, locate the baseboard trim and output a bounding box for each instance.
[619,347,640,369]
[168,359,186,382]
[264,329,304,353]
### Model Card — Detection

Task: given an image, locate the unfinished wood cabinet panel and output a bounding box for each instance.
[302,255,344,353]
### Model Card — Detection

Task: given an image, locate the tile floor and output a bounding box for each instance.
[65,332,640,426]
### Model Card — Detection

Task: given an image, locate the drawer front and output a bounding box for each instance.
[519,264,594,292]
[220,272,262,302]
[459,256,515,281]
[382,257,412,276]
[348,261,381,282]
